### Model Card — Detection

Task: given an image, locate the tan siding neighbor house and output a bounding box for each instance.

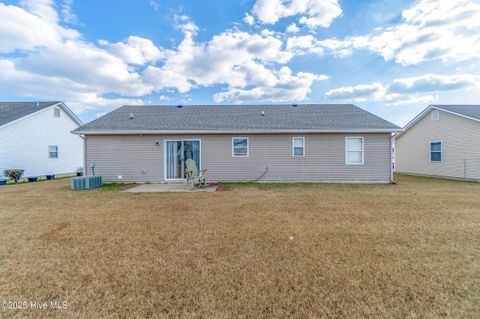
[73,104,400,183]
[396,105,480,181]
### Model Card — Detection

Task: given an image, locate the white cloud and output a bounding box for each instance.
[143,20,309,96]
[316,0,480,65]
[0,59,143,112]
[0,2,326,112]
[325,73,479,105]
[20,0,58,23]
[0,2,80,53]
[16,40,150,96]
[286,23,299,33]
[252,0,342,29]
[100,36,164,65]
[243,13,254,26]
[61,0,80,24]
[325,82,384,101]
[143,19,326,103]
[387,74,478,94]
[286,35,324,55]
[174,14,199,34]
[213,67,327,103]
[148,0,159,12]
[0,0,151,111]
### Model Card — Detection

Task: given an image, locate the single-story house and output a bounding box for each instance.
[0,101,84,178]
[395,105,480,181]
[72,104,401,183]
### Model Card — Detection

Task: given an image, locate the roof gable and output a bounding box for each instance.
[398,104,480,138]
[0,101,83,128]
[431,105,480,121]
[73,104,400,134]
[0,102,58,127]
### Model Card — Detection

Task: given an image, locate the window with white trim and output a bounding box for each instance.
[54,108,61,118]
[346,137,364,165]
[431,109,439,121]
[292,137,305,156]
[48,145,58,158]
[232,138,248,157]
[430,141,442,162]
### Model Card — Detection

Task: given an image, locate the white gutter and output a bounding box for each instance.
[73,128,403,135]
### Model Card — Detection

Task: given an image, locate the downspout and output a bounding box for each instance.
[390,133,395,184]
[81,135,87,176]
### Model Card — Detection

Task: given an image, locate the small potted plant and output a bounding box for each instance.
[3,169,24,183]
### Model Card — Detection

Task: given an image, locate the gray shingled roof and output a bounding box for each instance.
[0,101,59,127]
[432,105,480,121]
[74,104,400,134]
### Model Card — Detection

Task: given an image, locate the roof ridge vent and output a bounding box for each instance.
[177,105,183,108]
[292,104,298,107]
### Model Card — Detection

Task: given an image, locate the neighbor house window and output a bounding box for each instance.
[54,108,61,118]
[49,145,58,158]
[346,137,364,165]
[430,141,442,162]
[232,138,249,157]
[431,109,439,121]
[292,137,305,156]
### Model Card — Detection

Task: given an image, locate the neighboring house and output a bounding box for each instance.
[0,101,84,178]
[72,104,401,183]
[396,105,480,181]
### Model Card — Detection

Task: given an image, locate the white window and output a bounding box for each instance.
[431,109,439,121]
[232,138,248,157]
[292,137,305,156]
[54,108,61,118]
[49,145,58,158]
[346,137,364,165]
[430,141,442,162]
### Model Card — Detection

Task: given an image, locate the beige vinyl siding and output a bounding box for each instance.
[396,109,480,180]
[84,133,392,183]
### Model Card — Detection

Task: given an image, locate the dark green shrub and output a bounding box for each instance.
[4,169,24,183]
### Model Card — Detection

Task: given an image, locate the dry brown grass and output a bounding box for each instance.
[0,175,479,318]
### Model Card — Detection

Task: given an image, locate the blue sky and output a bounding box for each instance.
[0,0,479,126]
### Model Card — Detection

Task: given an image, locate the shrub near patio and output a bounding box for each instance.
[0,175,479,318]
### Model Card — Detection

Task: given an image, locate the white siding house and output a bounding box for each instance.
[0,102,83,178]
[396,105,480,181]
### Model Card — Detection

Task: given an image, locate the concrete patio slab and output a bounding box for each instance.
[124,183,217,193]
